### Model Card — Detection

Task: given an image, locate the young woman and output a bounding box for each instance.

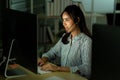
[38,5,92,79]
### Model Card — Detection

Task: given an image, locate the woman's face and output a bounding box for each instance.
[62,12,76,33]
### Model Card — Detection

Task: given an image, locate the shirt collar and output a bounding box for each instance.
[68,33,84,42]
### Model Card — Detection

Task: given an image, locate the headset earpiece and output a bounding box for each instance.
[74,18,78,24]
[75,22,78,24]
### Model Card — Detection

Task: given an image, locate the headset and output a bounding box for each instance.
[67,17,79,32]
[74,17,79,25]
[62,17,79,44]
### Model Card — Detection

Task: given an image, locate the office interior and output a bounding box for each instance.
[0,0,120,80]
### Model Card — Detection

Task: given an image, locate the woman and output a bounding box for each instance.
[38,5,92,79]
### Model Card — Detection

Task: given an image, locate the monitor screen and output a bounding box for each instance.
[92,24,120,80]
[1,8,38,75]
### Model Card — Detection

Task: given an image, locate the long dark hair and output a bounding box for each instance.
[61,5,91,44]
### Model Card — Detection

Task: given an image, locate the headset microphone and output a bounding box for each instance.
[67,21,78,32]
[62,21,78,44]
[67,23,74,31]
[62,23,75,44]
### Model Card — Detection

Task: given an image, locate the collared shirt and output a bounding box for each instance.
[42,33,92,78]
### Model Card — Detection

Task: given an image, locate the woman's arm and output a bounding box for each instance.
[42,38,62,60]
[38,57,49,66]
[41,62,70,72]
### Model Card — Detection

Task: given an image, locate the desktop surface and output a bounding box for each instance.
[0,64,87,80]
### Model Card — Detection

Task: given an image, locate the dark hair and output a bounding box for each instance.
[61,5,91,44]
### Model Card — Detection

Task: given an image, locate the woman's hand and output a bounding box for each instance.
[38,57,48,66]
[41,63,59,72]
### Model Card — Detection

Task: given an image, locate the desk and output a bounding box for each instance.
[0,64,87,80]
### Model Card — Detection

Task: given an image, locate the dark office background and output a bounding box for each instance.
[0,1,120,80]
[0,0,7,58]
[0,0,6,29]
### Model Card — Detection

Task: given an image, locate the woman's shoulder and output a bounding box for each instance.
[79,33,92,42]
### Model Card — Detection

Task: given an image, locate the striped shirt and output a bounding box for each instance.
[42,33,92,78]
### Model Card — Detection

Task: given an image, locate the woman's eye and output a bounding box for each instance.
[62,18,71,22]
[66,19,70,21]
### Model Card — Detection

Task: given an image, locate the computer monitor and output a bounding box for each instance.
[92,24,120,80]
[0,8,38,78]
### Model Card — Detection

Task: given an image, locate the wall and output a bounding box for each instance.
[118,0,120,3]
